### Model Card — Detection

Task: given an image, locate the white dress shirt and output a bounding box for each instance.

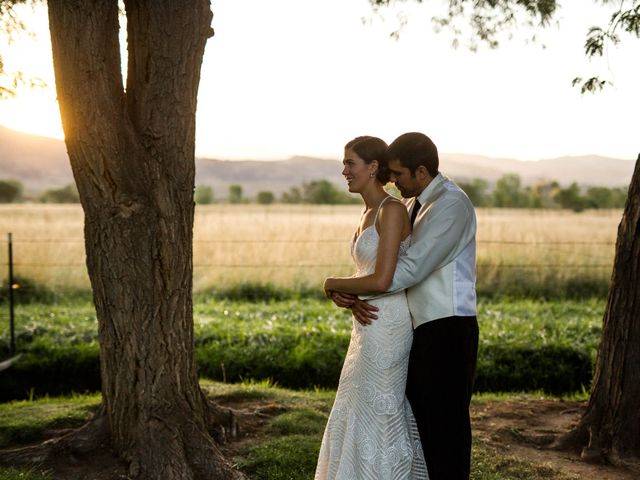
[389,173,477,329]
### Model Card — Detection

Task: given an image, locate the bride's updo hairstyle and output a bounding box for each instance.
[344,136,391,184]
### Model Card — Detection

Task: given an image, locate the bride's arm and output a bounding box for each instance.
[324,201,408,296]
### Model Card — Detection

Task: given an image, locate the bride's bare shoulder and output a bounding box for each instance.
[378,197,409,224]
[381,197,408,215]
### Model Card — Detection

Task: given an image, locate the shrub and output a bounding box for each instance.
[474,345,592,395]
[195,331,348,390]
[0,179,23,203]
[194,185,214,204]
[256,191,275,205]
[39,184,80,203]
[0,344,101,402]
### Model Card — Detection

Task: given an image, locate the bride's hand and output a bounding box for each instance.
[331,292,356,308]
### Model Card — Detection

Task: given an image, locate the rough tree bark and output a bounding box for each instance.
[5,0,244,478]
[555,155,640,463]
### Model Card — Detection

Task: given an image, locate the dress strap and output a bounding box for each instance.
[373,195,397,225]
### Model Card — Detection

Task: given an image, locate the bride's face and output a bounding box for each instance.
[342,148,376,193]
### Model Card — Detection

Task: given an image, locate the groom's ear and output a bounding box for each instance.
[415,165,429,180]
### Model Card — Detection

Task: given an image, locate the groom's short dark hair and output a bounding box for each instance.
[387,132,439,177]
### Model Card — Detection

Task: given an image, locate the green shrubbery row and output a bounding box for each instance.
[0,331,593,401]
[0,294,603,401]
[198,338,593,395]
[0,345,101,401]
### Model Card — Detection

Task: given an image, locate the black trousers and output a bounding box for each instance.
[406,315,479,480]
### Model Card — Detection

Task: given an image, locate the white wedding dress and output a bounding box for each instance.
[315,198,428,480]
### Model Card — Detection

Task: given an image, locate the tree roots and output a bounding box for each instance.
[0,407,110,467]
[0,400,247,480]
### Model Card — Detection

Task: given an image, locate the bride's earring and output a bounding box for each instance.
[369,172,375,178]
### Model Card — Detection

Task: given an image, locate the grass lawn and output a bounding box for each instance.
[0,381,583,480]
[0,296,606,478]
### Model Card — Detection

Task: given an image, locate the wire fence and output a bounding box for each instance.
[0,238,616,269]
[0,232,617,347]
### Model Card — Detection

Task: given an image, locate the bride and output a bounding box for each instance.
[314,136,428,479]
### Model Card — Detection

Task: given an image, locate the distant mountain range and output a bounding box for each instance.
[0,125,635,198]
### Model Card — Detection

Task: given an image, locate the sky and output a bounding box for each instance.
[0,0,638,162]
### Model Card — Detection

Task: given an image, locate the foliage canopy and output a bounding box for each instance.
[370,0,640,92]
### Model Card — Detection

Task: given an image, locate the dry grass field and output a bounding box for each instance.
[0,204,621,295]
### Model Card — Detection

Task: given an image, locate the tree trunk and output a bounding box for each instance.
[557,155,640,463]
[46,1,242,478]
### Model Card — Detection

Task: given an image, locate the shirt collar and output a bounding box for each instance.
[415,172,445,207]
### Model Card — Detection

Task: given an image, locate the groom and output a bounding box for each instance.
[332,132,479,480]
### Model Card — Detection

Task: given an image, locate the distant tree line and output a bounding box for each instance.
[193,180,360,205]
[457,174,628,211]
[280,180,360,205]
[1,175,628,209]
[0,179,80,203]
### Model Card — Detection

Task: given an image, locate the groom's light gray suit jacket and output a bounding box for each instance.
[388,173,477,329]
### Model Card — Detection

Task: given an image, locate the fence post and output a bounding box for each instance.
[8,232,15,356]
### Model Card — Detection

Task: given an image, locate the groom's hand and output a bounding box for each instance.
[330,292,356,308]
[350,299,378,326]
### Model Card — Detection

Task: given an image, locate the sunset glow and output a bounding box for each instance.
[1,89,63,139]
[1,0,638,161]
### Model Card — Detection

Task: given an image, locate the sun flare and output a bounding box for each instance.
[0,88,64,140]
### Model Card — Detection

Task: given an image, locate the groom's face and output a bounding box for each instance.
[388,158,423,198]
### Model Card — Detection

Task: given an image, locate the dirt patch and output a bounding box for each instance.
[217,398,288,457]
[472,399,640,480]
[38,449,129,480]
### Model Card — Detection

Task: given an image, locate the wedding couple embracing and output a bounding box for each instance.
[314,132,479,480]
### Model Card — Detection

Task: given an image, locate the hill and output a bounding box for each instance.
[0,126,635,198]
[0,126,72,192]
